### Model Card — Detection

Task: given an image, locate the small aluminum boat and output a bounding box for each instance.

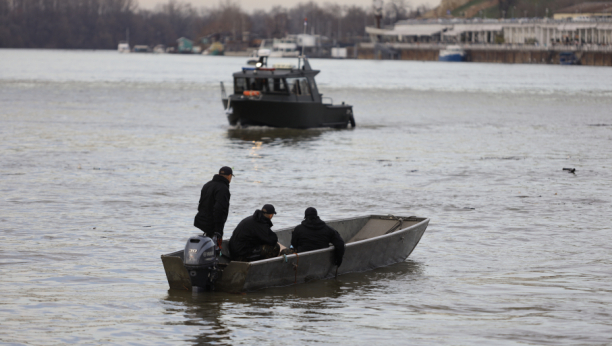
[161,215,428,293]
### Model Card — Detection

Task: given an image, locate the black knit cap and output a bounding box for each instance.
[219,166,234,176]
[262,204,277,214]
[304,207,317,217]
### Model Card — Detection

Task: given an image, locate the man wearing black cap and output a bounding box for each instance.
[228,204,281,262]
[291,207,345,267]
[194,166,234,238]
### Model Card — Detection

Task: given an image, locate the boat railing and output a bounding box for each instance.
[322,96,333,105]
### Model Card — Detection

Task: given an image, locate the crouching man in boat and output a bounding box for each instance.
[194,166,233,239]
[290,207,345,267]
[228,204,281,262]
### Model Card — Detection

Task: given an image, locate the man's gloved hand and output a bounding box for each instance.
[214,232,223,249]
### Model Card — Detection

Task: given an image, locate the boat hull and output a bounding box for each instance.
[439,53,465,62]
[559,52,579,65]
[223,98,354,129]
[162,215,428,293]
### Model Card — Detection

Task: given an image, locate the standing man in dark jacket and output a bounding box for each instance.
[229,204,280,262]
[291,207,345,267]
[194,166,233,238]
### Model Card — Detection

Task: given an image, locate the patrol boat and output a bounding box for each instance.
[220,55,355,129]
[161,214,428,293]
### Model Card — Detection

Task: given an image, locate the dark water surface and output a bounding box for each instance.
[1,50,612,345]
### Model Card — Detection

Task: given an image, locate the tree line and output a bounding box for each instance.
[0,0,598,49]
[0,0,430,49]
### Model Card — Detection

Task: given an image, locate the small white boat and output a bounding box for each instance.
[117,41,130,53]
[439,45,465,62]
[153,45,166,54]
[258,38,300,58]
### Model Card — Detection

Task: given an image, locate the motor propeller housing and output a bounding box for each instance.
[183,234,220,290]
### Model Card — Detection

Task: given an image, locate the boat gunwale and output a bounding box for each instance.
[243,214,429,267]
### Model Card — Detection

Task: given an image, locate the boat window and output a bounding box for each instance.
[266,78,288,94]
[236,78,262,92]
[234,77,247,93]
[236,77,289,94]
[251,78,288,94]
[286,77,311,96]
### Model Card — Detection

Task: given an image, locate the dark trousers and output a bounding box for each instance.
[194,225,216,239]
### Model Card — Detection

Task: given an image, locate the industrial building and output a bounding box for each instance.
[366,18,612,46]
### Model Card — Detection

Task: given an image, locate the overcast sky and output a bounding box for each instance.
[137,0,441,13]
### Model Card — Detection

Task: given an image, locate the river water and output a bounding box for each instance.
[1,49,612,345]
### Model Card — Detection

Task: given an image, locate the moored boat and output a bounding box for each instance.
[161,214,429,293]
[220,55,355,129]
[117,41,130,53]
[439,45,466,62]
[559,52,579,65]
[258,38,300,58]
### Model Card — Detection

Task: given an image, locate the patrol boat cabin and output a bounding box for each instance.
[221,56,355,129]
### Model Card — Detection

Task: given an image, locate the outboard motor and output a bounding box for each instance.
[183,234,221,290]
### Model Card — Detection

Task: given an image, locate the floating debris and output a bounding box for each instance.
[563,168,576,174]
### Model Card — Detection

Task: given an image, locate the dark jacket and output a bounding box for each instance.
[291,216,345,266]
[229,210,278,260]
[194,174,231,237]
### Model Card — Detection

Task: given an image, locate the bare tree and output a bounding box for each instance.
[385,0,411,22]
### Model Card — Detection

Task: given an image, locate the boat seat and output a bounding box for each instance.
[347,218,401,243]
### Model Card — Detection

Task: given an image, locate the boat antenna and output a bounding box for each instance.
[299,17,307,69]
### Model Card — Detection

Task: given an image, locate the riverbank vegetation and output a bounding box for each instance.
[0,0,424,49]
[0,0,599,49]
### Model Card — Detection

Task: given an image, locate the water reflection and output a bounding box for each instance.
[226,127,327,146]
[162,260,423,345]
[256,260,424,299]
[163,290,232,345]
